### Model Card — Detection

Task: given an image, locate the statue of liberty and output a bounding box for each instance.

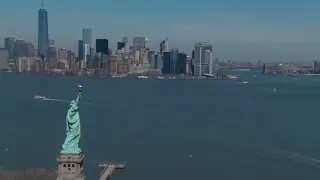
[61,84,83,154]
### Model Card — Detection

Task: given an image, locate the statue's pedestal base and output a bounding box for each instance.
[56,154,85,180]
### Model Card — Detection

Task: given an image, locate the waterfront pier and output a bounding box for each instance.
[99,162,126,180]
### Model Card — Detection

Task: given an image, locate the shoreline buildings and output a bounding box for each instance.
[1,1,219,76]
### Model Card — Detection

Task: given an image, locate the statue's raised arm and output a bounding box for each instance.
[75,84,82,104]
[60,84,83,154]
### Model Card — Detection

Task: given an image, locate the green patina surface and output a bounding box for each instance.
[61,86,82,154]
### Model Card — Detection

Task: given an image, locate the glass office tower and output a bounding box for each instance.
[38,7,49,59]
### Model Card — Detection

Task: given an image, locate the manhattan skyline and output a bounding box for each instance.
[0,0,320,61]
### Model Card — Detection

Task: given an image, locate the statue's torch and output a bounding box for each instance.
[78,84,82,93]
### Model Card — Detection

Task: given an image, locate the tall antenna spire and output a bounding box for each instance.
[41,0,43,8]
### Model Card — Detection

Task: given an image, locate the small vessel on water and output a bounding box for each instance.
[217,75,232,80]
[203,73,214,77]
[34,95,46,100]
[112,74,126,78]
[226,75,239,79]
[157,76,164,79]
[137,76,148,79]
[274,88,276,92]
[242,81,248,84]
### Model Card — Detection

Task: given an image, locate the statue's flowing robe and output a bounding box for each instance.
[61,93,81,154]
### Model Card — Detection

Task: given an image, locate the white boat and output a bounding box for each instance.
[226,75,239,79]
[242,81,248,84]
[137,76,148,79]
[203,73,214,77]
[274,88,276,92]
[157,76,164,79]
[34,95,46,100]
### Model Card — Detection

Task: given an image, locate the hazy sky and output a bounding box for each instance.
[0,0,320,62]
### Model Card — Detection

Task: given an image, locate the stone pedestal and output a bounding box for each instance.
[56,154,85,180]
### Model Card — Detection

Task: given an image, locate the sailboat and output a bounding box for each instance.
[274,88,276,92]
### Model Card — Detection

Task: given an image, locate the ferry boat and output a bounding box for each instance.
[137,76,148,79]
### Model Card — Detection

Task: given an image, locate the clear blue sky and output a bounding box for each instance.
[0,0,320,62]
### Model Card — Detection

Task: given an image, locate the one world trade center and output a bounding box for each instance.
[38,1,49,59]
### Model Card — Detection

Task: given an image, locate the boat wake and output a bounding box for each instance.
[34,95,97,107]
[34,95,69,103]
[280,151,320,168]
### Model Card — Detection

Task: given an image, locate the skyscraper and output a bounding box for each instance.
[177,52,187,74]
[160,41,165,53]
[193,42,212,76]
[205,50,213,74]
[122,37,129,53]
[49,39,55,46]
[14,40,29,57]
[117,42,125,50]
[132,37,145,53]
[58,48,67,59]
[78,40,83,61]
[164,37,170,52]
[4,37,14,58]
[38,1,49,59]
[156,54,163,70]
[191,50,195,74]
[144,37,149,50]
[27,43,35,57]
[82,28,92,66]
[82,28,92,46]
[148,51,155,64]
[46,45,57,59]
[67,50,76,71]
[122,37,128,43]
[160,37,170,53]
[0,48,10,70]
[170,49,179,73]
[162,52,170,74]
[96,39,108,54]
[83,44,91,62]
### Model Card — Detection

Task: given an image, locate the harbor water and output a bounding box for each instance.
[1,71,320,180]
